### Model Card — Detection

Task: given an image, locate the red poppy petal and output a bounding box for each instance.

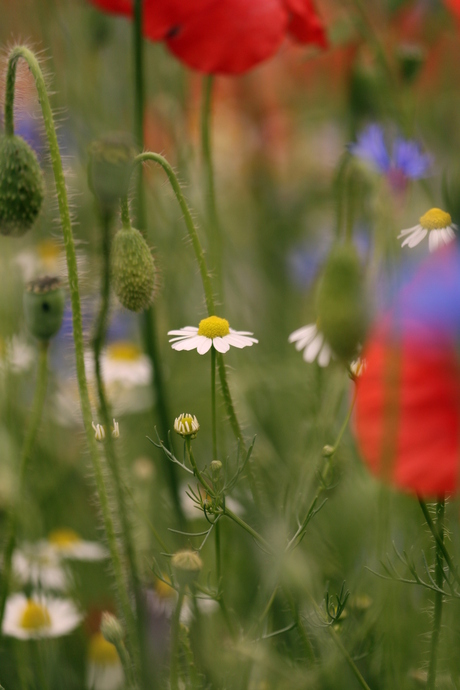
[284,0,328,49]
[444,0,460,21]
[163,0,289,75]
[87,0,132,15]
[355,322,460,497]
[142,0,213,41]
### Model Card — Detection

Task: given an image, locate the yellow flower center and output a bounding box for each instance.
[48,528,81,548]
[155,576,176,600]
[106,342,142,361]
[197,316,230,339]
[20,600,51,630]
[419,208,451,231]
[37,239,61,263]
[88,632,120,665]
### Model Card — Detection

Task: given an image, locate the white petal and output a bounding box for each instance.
[171,336,203,351]
[317,344,332,368]
[406,227,427,248]
[213,337,230,353]
[429,230,440,252]
[303,333,324,362]
[397,224,420,238]
[167,327,198,336]
[288,324,316,343]
[229,329,255,336]
[292,331,317,352]
[442,227,456,243]
[197,338,213,355]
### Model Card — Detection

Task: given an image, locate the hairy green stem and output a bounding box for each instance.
[224,506,271,552]
[419,499,460,588]
[4,46,139,676]
[200,75,223,302]
[0,341,49,630]
[170,588,185,690]
[427,499,445,690]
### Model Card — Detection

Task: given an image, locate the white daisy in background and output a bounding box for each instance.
[169,316,258,354]
[0,335,35,374]
[288,323,333,367]
[15,238,87,283]
[147,576,217,624]
[86,631,124,690]
[12,544,69,591]
[41,528,109,562]
[2,593,82,639]
[180,482,244,521]
[398,207,457,252]
[349,357,367,379]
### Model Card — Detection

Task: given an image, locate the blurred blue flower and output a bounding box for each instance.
[349,124,432,191]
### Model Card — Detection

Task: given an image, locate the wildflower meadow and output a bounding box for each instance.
[2,1,460,689]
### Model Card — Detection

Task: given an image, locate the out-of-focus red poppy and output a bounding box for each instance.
[86,0,327,75]
[444,0,460,21]
[354,245,460,498]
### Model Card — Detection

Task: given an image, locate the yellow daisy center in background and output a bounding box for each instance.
[37,239,61,263]
[198,316,230,339]
[106,342,142,361]
[419,208,451,231]
[88,632,120,665]
[48,528,81,548]
[155,576,176,600]
[20,600,51,630]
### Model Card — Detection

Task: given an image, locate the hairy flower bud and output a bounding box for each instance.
[100,612,124,646]
[23,276,65,341]
[0,135,44,236]
[88,133,136,210]
[111,227,155,312]
[316,245,367,361]
[171,550,203,588]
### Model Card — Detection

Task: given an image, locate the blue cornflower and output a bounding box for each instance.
[349,124,432,191]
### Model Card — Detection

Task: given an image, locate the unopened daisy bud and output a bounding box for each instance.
[92,422,106,442]
[0,135,44,236]
[100,612,124,646]
[316,245,368,361]
[171,549,203,588]
[111,226,155,312]
[174,413,200,440]
[23,277,65,341]
[88,133,136,210]
[322,445,334,458]
[111,419,119,439]
[210,460,223,487]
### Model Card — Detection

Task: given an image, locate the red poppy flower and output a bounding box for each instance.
[444,0,460,21]
[354,245,460,498]
[86,0,327,75]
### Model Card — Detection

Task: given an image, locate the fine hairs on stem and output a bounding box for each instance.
[4,45,140,679]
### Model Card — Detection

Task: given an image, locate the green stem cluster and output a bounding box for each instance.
[4,45,139,677]
[426,499,445,690]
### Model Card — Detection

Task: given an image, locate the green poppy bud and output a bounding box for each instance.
[88,133,136,210]
[171,550,203,588]
[316,245,368,361]
[23,276,65,341]
[111,226,155,312]
[396,44,425,85]
[0,135,44,237]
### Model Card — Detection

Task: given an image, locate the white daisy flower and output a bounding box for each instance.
[180,482,244,520]
[398,207,457,252]
[40,529,109,562]
[15,238,87,283]
[0,336,35,374]
[288,323,333,367]
[168,316,258,355]
[12,545,69,591]
[87,631,124,690]
[174,413,200,439]
[2,593,82,639]
[349,357,367,379]
[147,577,218,624]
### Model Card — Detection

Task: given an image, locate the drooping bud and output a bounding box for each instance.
[316,245,367,361]
[171,549,203,588]
[111,226,155,312]
[23,276,65,341]
[100,612,124,646]
[88,133,136,210]
[0,135,44,236]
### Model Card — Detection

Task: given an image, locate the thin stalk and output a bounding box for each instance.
[419,499,460,589]
[200,75,223,302]
[427,499,445,690]
[0,341,49,630]
[33,641,50,690]
[92,209,143,649]
[224,506,272,553]
[187,442,214,495]
[170,588,185,690]
[284,588,315,663]
[211,346,217,459]
[4,46,139,677]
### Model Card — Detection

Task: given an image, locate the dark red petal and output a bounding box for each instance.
[163,0,289,75]
[284,0,328,49]
[87,0,132,15]
[444,0,460,21]
[142,0,213,41]
[355,323,460,497]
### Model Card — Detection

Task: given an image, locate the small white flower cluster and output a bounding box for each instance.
[92,419,120,441]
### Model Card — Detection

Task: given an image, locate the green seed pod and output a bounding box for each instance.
[88,133,136,210]
[171,550,203,588]
[111,227,155,312]
[23,276,65,341]
[316,244,368,361]
[0,135,44,237]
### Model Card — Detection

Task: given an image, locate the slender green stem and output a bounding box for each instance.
[224,506,272,553]
[327,622,372,690]
[187,442,214,495]
[113,638,138,690]
[215,520,221,582]
[120,197,131,230]
[200,75,223,302]
[284,588,315,664]
[4,46,139,677]
[419,499,460,588]
[211,347,217,459]
[92,209,143,652]
[170,588,185,690]
[133,0,146,229]
[33,641,49,690]
[0,341,49,630]
[427,499,445,690]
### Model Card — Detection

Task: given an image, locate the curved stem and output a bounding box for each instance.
[427,499,445,690]
[200,75,223,302]
[4,46,139,676]
[224,506,271,553]
[0,341,49,630]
